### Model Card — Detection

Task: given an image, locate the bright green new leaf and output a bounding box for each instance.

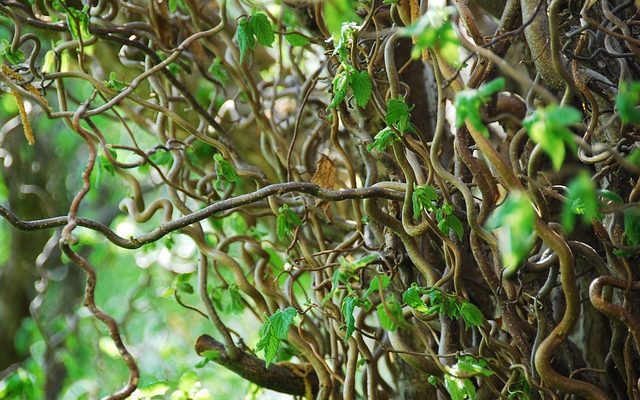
[436,204,464,240]
[213,153,237,191]
[341,296,358,340]
[562,171,599,232]
[616,81,640,124]
[276,204,302,239]
[249,13,275,47]
[329,70,351,108]
[456,355,494,377]
[412,184,439,217]
[104,72,128,92]
[624,207,640,246]
[454,77,505,137]
[459,301,484,329]
[324,0,361,39]
[194,350,221,369]
[486,191,536,275]
[256,307,297,367]
[386,97,413,133]
[0,39,25,65]
[65,6,91,41]
[523,105,581,170]
[403,7,459,65]
[403,285,429,314]
[444,374,468,400]
[367,127,399,152]
[351,70,372,108]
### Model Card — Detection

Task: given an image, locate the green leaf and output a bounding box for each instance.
[0,39,25,65]
[624,206,640,246]
[134,381,170,397]
[523,105,581,170]
[324,0,361,39]
[486,192,536,275]
[285,31,310,47]
[459,301,484,329]
[168,0,185,12]
[65,6,91,41]
[249,13,275,47]
[276,204,302,240]
[403,285,430,314]
[367,127,399,152]
[211,284,244,315]
[364,275,391,299]
[104,72,128,92]
[256,307,297,367]
[403,7,459,65]
[386,97,413,133]
[444,374,468,400]
[627,148,640,167]
[561,171,600,232]
[376,298,405,331]
[412,184,439,217]
[456,355,494,377]
[616,81,640,124]
[194,349,221,368]
[213,153,237,191]
[329,70,352,108]
[351,70,372,108]
[149,151,173,166]
[236,17,255,64]
[454,78,505,137]
[435,204,463,240]
[342,296,358,340]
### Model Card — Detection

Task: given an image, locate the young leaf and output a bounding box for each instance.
[249,13,275,47]
[561,171,599,232]
[624,207,640,246]
[236,17,255,63]
[436,204,464,240]
[276,204,302,239]
[329,70,351,108]
[486,191,536,275]
[341,296,358,340]
[402,7,459,65]
[456,355,493,377]
[454,77,506,137]
[65,6,91,41]
[386,97,413,133]
[616,81,640,124]
[0,39,25,65]
[213,153,237,191]
[459,301,484,329]
[523,105,581,170]
[412,184,439,217]
[367,127,399,152]
[403,285,429,314]
[351,70,372,108]
[256,307,297,367]
[104,72,128,92]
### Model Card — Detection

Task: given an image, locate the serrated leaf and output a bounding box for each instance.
[249,13,275,47]
[459,301,484,329]
[376,298,405,331]
[256,307,297,367]
[403,285,430,313]
[236,17,255,64]
[486,191,536,274]
[364,275,390,299]
[367,127,399,152]
[624,207,640,246]
[351,70,372,108]
[386,97,413,133]
[412,184,439,217]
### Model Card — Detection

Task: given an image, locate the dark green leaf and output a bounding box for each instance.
[386,97,413,133]
[249,13,275,47]
[351,70,372,108]
[459,301,484,329]
[236,17,255,64]
[598,189,624,205]
[276,204,302,240]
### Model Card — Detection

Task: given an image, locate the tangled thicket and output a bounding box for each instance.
[1,0,640,399]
